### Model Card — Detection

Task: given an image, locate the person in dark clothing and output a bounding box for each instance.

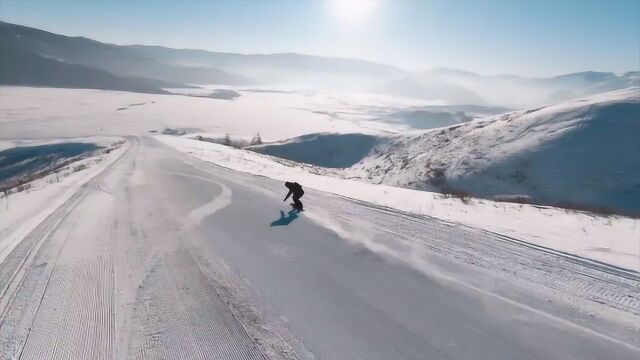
[283,181,304,210]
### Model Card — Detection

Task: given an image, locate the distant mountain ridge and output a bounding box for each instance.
[417,68,639,107]
[124,45,407,79]
[0,45,176,94]
[0,22,251,86]
[0,21,405,87]
[0,21,637,104]
[428,67,639,82]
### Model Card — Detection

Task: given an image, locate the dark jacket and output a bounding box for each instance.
[284,181,304,200]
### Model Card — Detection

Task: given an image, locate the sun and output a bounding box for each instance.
[329,0,379,24]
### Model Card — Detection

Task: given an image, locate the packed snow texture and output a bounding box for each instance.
[0,137,127,265]
[157,134,640,272]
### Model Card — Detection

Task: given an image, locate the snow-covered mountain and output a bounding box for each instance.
[414,68,640,108]
[0,21,403,88]
[2,21,637,106]
[352,88,640,214]
[0,45,176,94]
[252,88,640,215]
[0,21,251,86]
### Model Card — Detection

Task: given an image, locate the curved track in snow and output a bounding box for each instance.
[0,136,637,360]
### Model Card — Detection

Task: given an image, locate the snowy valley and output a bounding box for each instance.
[0,17,639,360]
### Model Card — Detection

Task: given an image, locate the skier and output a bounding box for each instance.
[283,181,304,211]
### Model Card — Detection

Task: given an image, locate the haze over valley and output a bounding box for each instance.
[0,2,638,359]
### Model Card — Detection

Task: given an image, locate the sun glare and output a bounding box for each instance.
[329,0,379,24]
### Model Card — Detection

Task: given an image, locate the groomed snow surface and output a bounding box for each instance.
[158,134,640,271]
[2,136,637,359]
[0,137,127,265]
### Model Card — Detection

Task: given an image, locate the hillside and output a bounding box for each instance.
[0,21,250,85]
[350,88,640,214]
[0,46,173,94]
[0,21,402,86]
[250,133,380,168]
[251,88,640,215]
[125,46,407,80]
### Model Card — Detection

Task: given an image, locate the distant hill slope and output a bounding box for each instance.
[0,21,250,85]
[374,77,484,105]
[347,88,640,214]
[0,21,403,86]
[0,46,172,94]
[251,88,640,215]
[249,133,380,168]
[125,45,408,79]
[419,68,640,108]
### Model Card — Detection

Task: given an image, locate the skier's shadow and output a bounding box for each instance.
[270,210,300,227]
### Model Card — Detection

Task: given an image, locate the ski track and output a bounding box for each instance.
[165,171,234,225]
[167,139,640,351]
[302,191,640,346]
[118,141,264,360]
[0,138,266,360]
[19,186,115,359]
[0,136,638,359]
[172,140,640,354]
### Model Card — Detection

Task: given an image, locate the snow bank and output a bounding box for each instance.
[0,142,100,185]
[156,135,640,272]
[0,137,127,264]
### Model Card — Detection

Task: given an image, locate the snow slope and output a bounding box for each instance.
[351,88,640,214]
[251,88,640,215]
[157,134,639,271]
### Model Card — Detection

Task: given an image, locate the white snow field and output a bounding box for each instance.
[0,86,639,359]
[249,88,640,216]
[158,134,640,271]
[0,86,417,140]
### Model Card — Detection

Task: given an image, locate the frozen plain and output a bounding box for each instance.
[0,87,638,359]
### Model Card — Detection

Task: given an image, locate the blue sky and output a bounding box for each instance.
[1,0,638,76]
